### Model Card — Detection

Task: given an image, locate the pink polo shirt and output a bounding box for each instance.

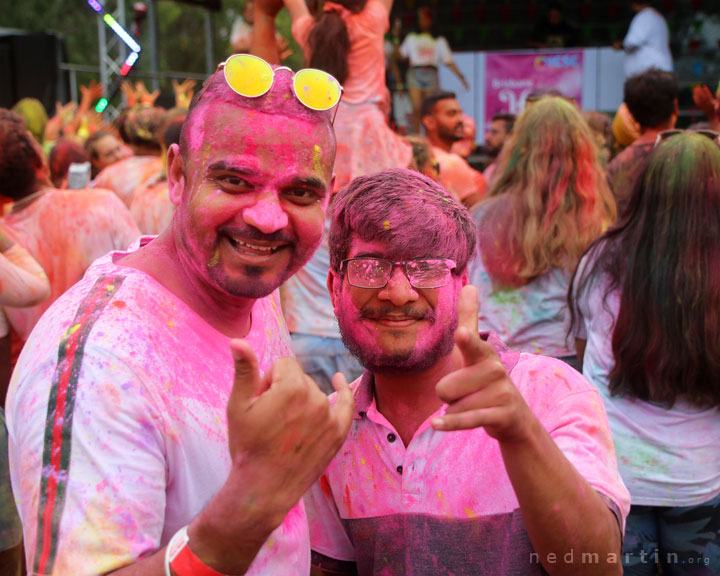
[306,334,629,574]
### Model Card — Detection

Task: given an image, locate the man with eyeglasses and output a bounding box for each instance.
[307,168,630,575]
[6,45,352,576]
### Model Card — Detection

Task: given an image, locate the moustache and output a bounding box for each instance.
[360,306,436,323]
[220,226,296,245]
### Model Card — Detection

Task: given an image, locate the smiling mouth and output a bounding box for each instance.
[224,234,287,255]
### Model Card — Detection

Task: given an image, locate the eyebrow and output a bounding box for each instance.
[207,161,260,176]
[289,175,327,191]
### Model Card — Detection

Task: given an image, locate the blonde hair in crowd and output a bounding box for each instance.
[486,96,616,281]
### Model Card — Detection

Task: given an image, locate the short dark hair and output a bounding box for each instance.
[420,91,456,119]
[491,113,516,134]
[624,68,678,128]
[0,109,43,200]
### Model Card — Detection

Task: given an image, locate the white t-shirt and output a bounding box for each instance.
[623,7,673,77]
[399,32,453,68]
[281,222,339,338]
[6,237,309,575]
[572,252,720,506]
[468,200,575,358]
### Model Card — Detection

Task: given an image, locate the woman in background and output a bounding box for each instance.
[282,0,411,191]
[468,96,615,365]
[570,133,720,575]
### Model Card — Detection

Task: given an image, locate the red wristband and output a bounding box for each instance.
[166,526,227,576]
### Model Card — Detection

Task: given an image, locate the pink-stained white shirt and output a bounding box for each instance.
[292,0,389,105]
[129,178,176,235]
[432,145,487,203]
[0,188,140,341]
[6,237,308,575]
[92,155,164,207]
[572,253,720,507]
[306,334,629,574]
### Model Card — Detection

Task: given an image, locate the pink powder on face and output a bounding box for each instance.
[173,104,335,303]
[333,238,460,373]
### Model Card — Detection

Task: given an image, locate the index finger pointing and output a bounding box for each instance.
[457,284,479,337]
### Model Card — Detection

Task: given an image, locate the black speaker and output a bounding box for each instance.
[0,30,69,114]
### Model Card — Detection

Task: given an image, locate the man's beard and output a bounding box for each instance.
[337,305,457,375]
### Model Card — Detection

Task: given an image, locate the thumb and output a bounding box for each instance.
[228,338,262,407]
[454,284,488,367]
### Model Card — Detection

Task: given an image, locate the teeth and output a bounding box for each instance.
[228,236,277,253]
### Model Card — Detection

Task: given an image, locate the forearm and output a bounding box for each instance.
[500,420,622,575]
[251,11,280,63]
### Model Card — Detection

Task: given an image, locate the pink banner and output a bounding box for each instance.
[485,51,583,123]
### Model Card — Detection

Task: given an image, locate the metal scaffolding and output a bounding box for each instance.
[96,0,129,120]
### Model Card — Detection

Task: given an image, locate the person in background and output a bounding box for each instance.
[693,82,720,132]
[0,109,139,346]
[583,110,613,167]
[0,226,50,576]
[230,0,293,60]
[10,98,48,149]
[481,112,515,185]
[280,0,412,193]
[85,131,130,179]
[450,114,478,160]
[421,92,485,208]
[616,1,672,78]
[128,111,185,235]
[306,167,628,575]
[92,105,166,206]
[569,132,720,575]
[468,96,615,366]
[48,139,90,188]
[405,135,441,182]
[398,7,469,133]
[606,69,678,218]
[529,1,580,49]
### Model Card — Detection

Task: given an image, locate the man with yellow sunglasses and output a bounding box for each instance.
[6,11,353,576]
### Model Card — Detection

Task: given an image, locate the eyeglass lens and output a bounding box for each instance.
[347,259,453,289]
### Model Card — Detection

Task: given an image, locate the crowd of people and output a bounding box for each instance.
[1,0,719,575]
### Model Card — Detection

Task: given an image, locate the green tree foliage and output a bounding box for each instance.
[2,0,302,95]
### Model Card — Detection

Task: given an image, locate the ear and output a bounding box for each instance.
[460,270,469,287]
[422,115,436,133]
[167,143,185,207]
[327,269,340,311]
[326,174,337,207]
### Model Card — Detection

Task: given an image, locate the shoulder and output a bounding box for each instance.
[510,353,599,405]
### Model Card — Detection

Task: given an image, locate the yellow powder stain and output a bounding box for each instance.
[106,284,115,292]
[311,144,323,174]
[361,457,366,465]
[437,491,444,502]
[383,220,391,230]
[464,507,477,518]
[67,323,82,336]
[207,249,220,268]
[168,321,175,328]
[383,469,395,486]
[268,537,275,548]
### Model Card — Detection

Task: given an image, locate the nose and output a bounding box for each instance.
[378,266,419,307]
[243,190,289,234]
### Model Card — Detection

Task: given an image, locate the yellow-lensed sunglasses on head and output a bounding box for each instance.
[198,53,343,123]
